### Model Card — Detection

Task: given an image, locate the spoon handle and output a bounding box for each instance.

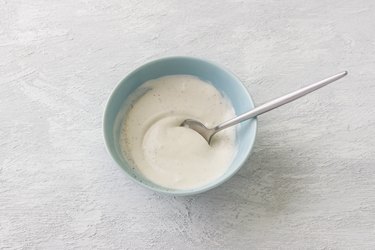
[215,71,348,132]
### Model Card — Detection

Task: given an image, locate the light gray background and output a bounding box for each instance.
[1,0,375,249]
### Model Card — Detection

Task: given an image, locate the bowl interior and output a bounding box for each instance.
[103,56,257,195]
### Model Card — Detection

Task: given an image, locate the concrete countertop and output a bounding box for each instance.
[1,0,375,249]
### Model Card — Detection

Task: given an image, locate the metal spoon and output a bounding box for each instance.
[181,71,348,144]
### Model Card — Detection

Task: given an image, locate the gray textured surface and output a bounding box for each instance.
[1,0,375,249]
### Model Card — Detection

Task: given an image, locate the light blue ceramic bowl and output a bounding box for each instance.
[103,56,257,195]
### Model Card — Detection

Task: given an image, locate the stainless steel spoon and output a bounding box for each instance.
[181,71,348,144]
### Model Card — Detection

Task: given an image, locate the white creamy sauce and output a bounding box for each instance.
[120,75,236,190]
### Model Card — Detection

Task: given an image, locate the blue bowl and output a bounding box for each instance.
[103,56,257,195]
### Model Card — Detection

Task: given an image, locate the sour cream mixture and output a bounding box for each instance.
[120,75,236,189]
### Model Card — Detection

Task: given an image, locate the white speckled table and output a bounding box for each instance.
[1,0,375,249]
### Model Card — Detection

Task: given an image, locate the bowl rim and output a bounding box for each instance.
[103,56,258,196]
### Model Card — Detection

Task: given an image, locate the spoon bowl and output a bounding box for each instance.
[181,119,217,144]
